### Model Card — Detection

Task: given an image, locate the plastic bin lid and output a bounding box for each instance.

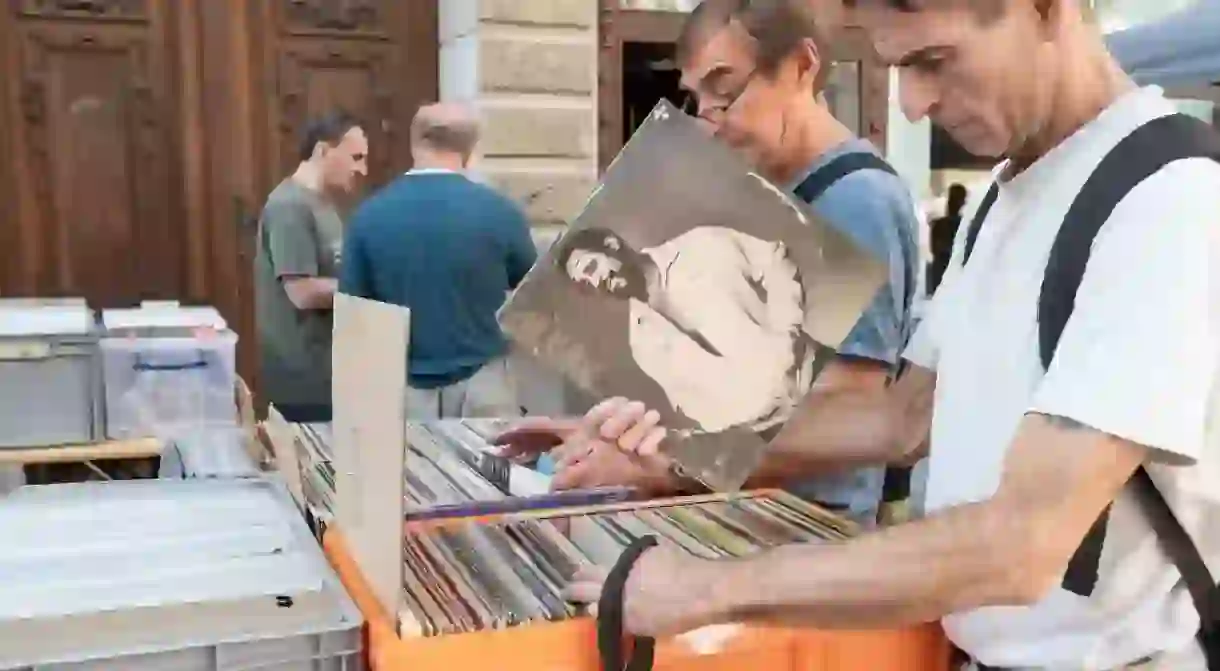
[0,305,94,337]
[102,305,227,331]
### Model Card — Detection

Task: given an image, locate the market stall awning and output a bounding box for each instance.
[1106,1,1220,87]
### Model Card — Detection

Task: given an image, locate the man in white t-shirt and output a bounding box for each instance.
[562,2,1220,669]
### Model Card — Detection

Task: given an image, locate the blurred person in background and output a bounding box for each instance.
[927,182,967,295]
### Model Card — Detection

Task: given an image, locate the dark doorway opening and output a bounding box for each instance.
[622,41,684,142]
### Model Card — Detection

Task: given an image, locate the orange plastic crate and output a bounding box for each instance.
[323,527,951,671]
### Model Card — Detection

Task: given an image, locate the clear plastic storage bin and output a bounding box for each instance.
[100,330,238,440]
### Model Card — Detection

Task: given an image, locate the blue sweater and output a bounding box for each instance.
[340,171,537,388]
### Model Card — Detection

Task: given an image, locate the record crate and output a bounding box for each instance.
[322,491,951,671]
[320,294,952,671]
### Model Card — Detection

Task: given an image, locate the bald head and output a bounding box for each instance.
[410,103,480,167]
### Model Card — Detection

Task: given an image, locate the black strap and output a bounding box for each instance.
[960,113,1220,667]
[1131,468,1220,667]
[793,152,898,204]
[1044,114,1220,600]
[960,183,1000,264]
[598,535,660,671]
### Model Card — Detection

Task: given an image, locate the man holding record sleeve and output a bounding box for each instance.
[562,1,1220,670]
[495,0,923,528]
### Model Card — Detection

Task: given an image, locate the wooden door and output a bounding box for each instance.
[0,0,439,397]
[0,0,191,306]
[250,0,438,202]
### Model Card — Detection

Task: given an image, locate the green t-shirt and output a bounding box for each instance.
[253,179,344,407]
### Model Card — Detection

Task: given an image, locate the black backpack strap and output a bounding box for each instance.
[1131,468,1220,668]
[793,152,897,204]
[961,183,1000,265]
[1039,114,1220,609]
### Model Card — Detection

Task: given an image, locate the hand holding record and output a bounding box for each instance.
[550,398,679,494]
[586,397,669,458]
[491,416,581,461]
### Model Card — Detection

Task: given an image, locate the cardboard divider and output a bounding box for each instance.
[320,292,952,671]
[331,293,409,627]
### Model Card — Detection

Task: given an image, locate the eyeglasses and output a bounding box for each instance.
[675,68,759,120]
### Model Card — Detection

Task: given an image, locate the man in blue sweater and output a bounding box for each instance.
[340,103,537,418]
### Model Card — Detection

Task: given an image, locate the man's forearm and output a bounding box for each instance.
[692,501,1038,630]
[285,277,338,310]
[744,387,897,488]
[744,361,933,488]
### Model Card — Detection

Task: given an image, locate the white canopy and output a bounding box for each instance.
[1106,1,1220,87]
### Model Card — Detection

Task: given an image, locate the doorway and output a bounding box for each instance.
[622,41,684,142]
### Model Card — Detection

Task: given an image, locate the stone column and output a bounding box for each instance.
[439,0,599,249]
[438,0,601,415]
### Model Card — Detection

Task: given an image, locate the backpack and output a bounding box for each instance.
[792,151,899,203]
[960,112,1220,669]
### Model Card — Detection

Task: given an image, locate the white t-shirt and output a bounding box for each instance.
[905,86,1220,669]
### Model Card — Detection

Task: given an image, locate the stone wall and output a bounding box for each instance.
[440,0,600,253]
[439,0,602,415]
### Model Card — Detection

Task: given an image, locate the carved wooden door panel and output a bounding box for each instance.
[253,0,438,200]
[2,0,185,305]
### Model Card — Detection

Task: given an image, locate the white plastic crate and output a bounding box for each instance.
[100,331,238,440]
[0,478,364,671]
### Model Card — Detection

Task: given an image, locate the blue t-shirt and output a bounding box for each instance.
[339,171,538,389]
[785,139,921,525]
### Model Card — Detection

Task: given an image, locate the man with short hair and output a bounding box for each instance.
[496,0,921,525]
[565,2,1220,669]
[340,103,536,419]
[255,110,368,423]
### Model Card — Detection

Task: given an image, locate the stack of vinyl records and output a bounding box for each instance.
[293,419,636,527]
[398,492,852,636]
[0,478,362,669]
[295,421,337,520]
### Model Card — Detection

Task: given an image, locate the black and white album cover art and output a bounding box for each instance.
[499,99,885,491]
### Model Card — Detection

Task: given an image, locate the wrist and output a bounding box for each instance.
[702,558,753,625]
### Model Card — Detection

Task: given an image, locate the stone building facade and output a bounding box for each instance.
[440,0,603,253]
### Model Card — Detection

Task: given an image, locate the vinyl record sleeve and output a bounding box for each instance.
[499,99,886,491]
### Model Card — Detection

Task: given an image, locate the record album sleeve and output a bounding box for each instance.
[499,99,886,491]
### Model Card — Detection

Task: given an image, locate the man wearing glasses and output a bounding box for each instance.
[495,0,921,527]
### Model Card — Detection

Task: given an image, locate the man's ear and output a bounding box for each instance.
[794,37,824,90]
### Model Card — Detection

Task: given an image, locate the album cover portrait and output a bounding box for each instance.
[499,99,885,491]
